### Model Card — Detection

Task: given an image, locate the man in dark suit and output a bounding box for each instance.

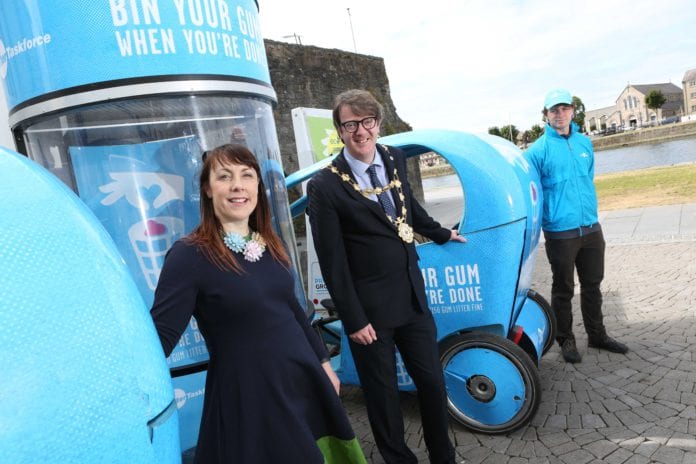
[308,89,466,464]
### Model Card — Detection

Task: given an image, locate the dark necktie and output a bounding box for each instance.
[366,164,397,219]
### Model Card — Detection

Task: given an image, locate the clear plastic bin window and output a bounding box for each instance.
[18,94,303,319]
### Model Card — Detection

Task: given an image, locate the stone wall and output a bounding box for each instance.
[591,120,696,151]
[264,40,423,199]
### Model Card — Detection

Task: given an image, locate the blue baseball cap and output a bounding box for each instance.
[544,88,573,109]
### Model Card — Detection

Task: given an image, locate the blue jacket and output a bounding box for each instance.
[524,122,599,232]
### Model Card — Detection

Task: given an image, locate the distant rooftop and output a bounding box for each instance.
[683,68,696,83]
[630,82,682,95]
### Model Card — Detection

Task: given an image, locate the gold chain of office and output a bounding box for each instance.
[326,162,414,244]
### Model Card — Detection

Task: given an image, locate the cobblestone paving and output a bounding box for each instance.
[340,238,696,464]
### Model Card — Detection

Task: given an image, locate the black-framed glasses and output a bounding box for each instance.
[340,116,378,133]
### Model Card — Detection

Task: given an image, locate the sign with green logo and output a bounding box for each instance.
[305,115,343,161]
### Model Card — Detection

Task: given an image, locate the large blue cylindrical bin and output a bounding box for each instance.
[0,0,300,459]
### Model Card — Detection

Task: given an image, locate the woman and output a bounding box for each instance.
[151,144,366,463]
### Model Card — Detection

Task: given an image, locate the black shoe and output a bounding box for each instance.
[560,338,582,363]
[588,335,628,354]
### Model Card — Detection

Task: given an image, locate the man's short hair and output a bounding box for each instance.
[332,89,384,130]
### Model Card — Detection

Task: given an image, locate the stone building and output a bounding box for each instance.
[683,68,696,118]
[584,82,684,133]
[584,105,618,133]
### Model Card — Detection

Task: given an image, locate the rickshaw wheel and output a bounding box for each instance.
[527,290,557,355]
[439,332,541,434]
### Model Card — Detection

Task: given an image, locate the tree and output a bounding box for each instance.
[529,124,544,142]
[519,124,544,148]
[499,124,519,144]
[645,90,667,124]
[488,126,502,137]
[572,95,586,132]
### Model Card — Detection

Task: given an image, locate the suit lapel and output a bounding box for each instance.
[332,151,396,228]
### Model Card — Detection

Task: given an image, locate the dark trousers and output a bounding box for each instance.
[544,229,607,343]
[348,310,455,464]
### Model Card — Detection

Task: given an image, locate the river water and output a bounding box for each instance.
[594,137,696,174]
[423,136,696,191]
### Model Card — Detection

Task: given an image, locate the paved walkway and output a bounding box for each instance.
[340,203,696,463]
[599,203,696,244]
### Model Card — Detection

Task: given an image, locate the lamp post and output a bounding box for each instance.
[347,8,357,53]
[282,33,302,45]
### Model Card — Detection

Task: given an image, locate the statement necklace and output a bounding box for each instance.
[222,230,267,262]
[327,148,414,243]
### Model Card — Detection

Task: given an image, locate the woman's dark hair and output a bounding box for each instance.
[186,144,289,272]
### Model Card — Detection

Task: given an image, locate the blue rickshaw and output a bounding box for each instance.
[286,129,555,434]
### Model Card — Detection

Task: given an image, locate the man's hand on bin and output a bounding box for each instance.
[449,230,467,243]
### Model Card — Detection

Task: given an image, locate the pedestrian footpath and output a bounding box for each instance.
[341,203,696,463]
[600,203,696,244]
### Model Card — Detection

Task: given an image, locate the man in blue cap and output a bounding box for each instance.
[524,88,628,363]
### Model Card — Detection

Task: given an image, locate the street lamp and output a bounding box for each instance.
[282,33,302,45]
[347,8,357,53]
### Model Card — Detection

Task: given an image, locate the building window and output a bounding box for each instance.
[691,81,696,87]
[692,105,696,112]
[624,99,628,109]
[691,92,696,99]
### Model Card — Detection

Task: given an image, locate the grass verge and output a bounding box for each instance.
[422,162,696,211]
[595,162,696,210]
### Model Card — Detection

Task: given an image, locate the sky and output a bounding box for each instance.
[257,0,696,133]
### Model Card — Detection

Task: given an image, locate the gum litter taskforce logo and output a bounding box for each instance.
[0,33,52,80]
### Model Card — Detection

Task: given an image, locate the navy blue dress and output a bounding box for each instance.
[151,240,359,463]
